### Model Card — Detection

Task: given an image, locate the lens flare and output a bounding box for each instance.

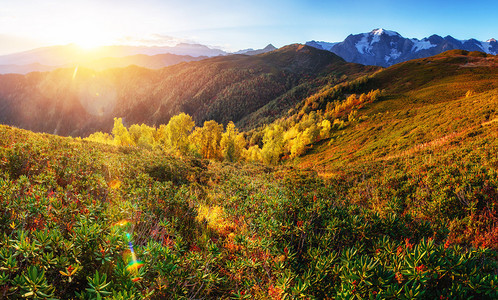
[125,234,144,280]
[113,220,144,282]
[72,66,79,80]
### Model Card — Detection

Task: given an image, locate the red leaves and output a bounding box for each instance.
[395,272,404,284]
[189,244,201,252]
[268,284,283,300]
[415,264,426,273]
[404,238,413,250]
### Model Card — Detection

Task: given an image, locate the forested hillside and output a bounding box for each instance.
[0,45,375,137]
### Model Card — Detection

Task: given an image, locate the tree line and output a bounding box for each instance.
[86,89,382,164]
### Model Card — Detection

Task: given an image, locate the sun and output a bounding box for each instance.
[75,39,103,50]
[67,22,115,50]
[73,32,107,50]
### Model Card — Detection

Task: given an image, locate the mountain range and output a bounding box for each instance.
[307,28,498,67]
[1,29,497,74]
[0,43,276,74]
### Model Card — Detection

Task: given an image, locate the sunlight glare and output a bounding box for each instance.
[63,18,115,51]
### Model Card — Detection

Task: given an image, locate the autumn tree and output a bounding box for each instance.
[189,120,223,160]
[138,124,157,148]
[244,145,262,162]
[261,124,284,165]
[159,113,195,154]
[220,121,246,162]
[289,131,311,158]
[320,119,332,139]
[85,131,114,145]
[128,124,157,148]
[112,117,132,146]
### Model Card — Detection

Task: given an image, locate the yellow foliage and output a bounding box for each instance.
[220,121,246,162]
[244,145,262,162]
[162,113,195,153]
[109,179,121,190]
[112,117,133,146]
[85,131,115,145]
[190,120,223,160]
[196,204,236,236]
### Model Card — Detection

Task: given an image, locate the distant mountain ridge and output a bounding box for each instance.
[0,53,208,74]
[234,44,277,55]
[0,43,278,74]
[0,43,226,66]
[306,28,498,67]
[0,43,226,74]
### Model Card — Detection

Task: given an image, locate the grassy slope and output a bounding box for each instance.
[295,51,498,248]
[299,51,498,169]
[1,122,496,299]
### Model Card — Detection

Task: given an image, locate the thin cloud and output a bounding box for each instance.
[116,34,196,47]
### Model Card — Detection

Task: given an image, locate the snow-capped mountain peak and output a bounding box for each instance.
[306,29,498,67]
[371,28,400,37]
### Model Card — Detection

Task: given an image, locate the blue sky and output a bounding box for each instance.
[0,0,497,54]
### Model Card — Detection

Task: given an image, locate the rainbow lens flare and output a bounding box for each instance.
[113,220,144,282]
[126,259,144,272]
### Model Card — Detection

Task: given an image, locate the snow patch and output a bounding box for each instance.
[479,41,496,54]
[385,48,402,63]
[486,38,496,43]
[370,29,400,44]
[390,48,401,59]
[372,33,381,44]
[479,42,491,53]
[356,33,371,54]
[314,41,339,51]
[411,39,436,52]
